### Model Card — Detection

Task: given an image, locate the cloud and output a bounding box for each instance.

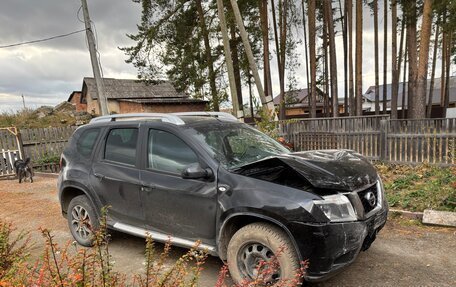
[0,0,141,112]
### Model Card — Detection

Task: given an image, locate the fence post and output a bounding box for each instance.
[16,128,26,160]
[380,119,388,161]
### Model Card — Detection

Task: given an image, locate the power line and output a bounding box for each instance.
[0,29,87,49]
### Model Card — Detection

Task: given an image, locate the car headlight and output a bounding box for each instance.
[314,194,357,222]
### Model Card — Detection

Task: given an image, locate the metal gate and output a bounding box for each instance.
[0,127,24,178]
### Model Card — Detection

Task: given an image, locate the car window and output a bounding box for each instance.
[77,128,100,158]
[148,129,198,174]
[104,128,138,166]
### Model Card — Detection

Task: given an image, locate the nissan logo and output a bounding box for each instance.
[364,191,377,207]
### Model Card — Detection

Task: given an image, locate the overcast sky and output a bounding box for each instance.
[0,1,451,113]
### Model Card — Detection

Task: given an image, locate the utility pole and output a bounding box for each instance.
[21,94,26,109]
[80,0,108,115]
[216,0,243,120]
[229,0,274,113]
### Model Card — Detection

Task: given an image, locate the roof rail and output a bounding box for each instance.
[89,113,186,125]
[172,112,238,121]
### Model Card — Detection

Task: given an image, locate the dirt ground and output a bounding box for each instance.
[1,176,455,286]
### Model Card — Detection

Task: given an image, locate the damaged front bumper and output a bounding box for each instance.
[289,204,388,282]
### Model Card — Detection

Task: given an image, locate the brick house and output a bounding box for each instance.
[68,91,87,112]
[68,77,208,115]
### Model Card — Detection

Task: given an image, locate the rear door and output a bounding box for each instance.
[89,124,144,226]
[139,125,217,244]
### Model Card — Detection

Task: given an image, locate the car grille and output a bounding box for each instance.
[357,183,379,214]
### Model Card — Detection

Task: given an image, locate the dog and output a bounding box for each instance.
[14,157,33,183]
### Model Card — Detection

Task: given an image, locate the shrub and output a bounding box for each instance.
[0,212,307,287]
[0,222,31,280]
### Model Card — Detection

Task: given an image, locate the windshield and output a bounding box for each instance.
[186,123,290,169]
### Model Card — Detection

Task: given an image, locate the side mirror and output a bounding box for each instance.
[181,163,213,179]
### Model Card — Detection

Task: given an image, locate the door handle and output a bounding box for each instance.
[141,185,155,192]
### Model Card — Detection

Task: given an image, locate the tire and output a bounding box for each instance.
[67,195,99,247]
[227,222,300,285]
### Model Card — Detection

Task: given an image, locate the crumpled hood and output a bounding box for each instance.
[281,150,378,191]
[234,149,378,192]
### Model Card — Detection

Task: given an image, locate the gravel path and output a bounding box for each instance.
[1,176,455,286]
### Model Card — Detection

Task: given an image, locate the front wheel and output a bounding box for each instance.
[67,195,99,247]
[227,222,300,285]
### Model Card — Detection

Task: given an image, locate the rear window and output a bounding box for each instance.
[77,128,100,158]
[104,128,138,166]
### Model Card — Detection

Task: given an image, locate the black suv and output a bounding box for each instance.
[58,112,387,283]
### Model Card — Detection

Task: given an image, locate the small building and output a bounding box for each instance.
[273,88,343,117]
[363,76,456,113]
[68,77,208,115]
[68,91,87,112]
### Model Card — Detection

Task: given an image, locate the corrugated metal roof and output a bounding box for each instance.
[363,76,456,107]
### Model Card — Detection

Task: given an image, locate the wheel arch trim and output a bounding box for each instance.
[217,212,303,262]
[59,181,102,217]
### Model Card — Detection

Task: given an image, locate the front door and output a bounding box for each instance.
[139,128,217,245]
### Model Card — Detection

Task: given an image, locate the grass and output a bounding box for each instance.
[376,163,456,212]
[0,108,77,129]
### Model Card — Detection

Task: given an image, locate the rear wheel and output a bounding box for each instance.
[67,195,99,247]
[227,222,300,285]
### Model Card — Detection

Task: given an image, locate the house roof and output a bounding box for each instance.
[82,77,188,100]
[117,98,208,104]
[273,88,325,105]
[363,76,456,107]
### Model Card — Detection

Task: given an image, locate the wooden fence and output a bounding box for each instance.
[1,116,455,175]
[21,127,77,163]
[0,126,76,173]
[280,116,456,165]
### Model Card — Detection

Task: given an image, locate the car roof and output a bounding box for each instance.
[86,112,239,127]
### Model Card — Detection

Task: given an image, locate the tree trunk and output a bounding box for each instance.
[391,0,398,119]
[348,0,354,116]
[341,0,348,114]
[309,0,317,118]
[215,0,240,117]
[440,13,447,107]
[427,15,440,118]
[279,0,288,120]
[324,0,339,117]
[382,0,388,114]
[397,18,405,116]
[323,11,330,116]
[443,31,452,117]
[374,0,380,115]
[260,0,273,104]
[355,0,363,116]
[271,0,285,119]
[402,38,408,118]
[406,0,417,118]
[195,0,219,111]
[415,0,433,119]
[301,0,311,112]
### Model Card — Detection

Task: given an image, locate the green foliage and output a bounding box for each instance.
[379,163,456,212]
[35,154,61,165]
[254,108,278,139]
[0,222,31,280]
